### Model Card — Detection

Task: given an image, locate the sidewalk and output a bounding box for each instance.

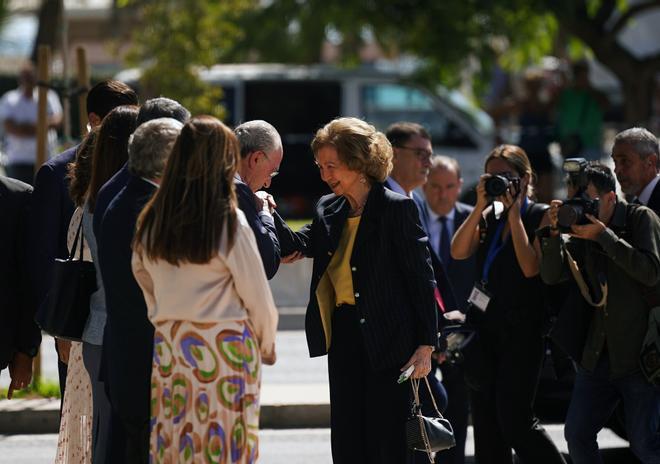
[0,383,330,434]
[0,329,330,434]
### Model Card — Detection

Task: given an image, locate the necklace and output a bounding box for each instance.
[349,198,367,216]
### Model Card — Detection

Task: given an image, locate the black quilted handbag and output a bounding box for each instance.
[405,377,456,462]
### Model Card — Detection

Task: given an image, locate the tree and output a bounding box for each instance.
[224,0,659,125]
[120,0,257,118]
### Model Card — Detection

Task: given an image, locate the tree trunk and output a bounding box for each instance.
[619,70,655,126]
[31,0,63,64]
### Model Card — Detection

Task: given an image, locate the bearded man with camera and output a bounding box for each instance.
[540,164,660,464]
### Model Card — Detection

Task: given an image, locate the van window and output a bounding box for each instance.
[360,83,477,148]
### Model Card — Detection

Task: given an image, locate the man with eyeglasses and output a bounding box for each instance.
[234,120,283,279]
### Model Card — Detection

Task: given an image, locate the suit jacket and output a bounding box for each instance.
[417,200,477,311]
[94,163,130,239]
[383,181,458,312]
[0,176,39,369]
[28,146,77,317]
[276,183,438,371]
[235,178,280,279]
[97,175,156,419]
[647,180,660,215]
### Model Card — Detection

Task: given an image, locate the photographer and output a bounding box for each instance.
[541,164,660,463]
[452,145,565,464]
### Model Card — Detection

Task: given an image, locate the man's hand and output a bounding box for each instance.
[255,191,276,214]
[570,214,606,241]
[281,251,304,264]
[56,338,71,365]
[7,352,33,399]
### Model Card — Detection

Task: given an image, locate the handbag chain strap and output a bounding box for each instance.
[411,377,443,463]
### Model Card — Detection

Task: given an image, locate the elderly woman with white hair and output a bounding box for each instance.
[96,117,183,464]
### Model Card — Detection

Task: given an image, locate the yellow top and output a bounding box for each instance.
[327,216,361,306]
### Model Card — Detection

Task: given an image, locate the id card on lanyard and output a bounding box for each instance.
[468,198,529,312]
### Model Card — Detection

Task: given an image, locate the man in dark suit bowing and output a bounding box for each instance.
[233,120,283,279]
[421,156,477,464]
[0,175,39,398]
[97,118,183,463]
[28,80,138,400]
[611,127,660,214]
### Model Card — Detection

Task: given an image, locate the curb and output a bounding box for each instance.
[0,399,330,434]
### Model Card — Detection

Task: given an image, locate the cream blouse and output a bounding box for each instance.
[131,209,278,358]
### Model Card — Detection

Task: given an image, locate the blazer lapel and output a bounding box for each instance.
[353,183,385,250]
[321,196,350,252]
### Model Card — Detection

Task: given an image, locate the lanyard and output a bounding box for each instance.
[481,197,528,284]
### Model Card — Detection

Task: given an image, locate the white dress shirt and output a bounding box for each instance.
[386,176,413,198]
[637,175,660,206]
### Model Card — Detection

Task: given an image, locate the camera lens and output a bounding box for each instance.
[557,203,584,229]
[485,175,509,197]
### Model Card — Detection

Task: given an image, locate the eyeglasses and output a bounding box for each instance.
[261,151,280,178]
[395,146,433,161]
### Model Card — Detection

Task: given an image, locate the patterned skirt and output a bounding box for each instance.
[150,319,262,464]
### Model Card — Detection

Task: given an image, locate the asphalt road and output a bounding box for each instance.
[0,426,636,464]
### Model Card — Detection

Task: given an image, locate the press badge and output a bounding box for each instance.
[468,283,492,312]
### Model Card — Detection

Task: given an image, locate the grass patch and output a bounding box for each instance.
[286,219,311,231]
[0,378,60,400]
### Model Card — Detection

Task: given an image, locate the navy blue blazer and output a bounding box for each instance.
[28,146,77,316]
[97,175,156,419]
[94,163,130,239]
[235,178,281,279]
[0,176,39,369]
[417,200,478,311]
[276,183,438,371]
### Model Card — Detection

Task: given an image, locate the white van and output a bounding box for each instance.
[117,63,495,217]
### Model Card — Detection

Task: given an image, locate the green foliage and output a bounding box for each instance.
[0,378,61,400]
[122,0,257,118]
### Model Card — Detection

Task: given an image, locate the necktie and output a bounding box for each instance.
[438,216,451,267]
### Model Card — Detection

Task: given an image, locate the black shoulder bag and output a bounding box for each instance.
[35,216,97,341]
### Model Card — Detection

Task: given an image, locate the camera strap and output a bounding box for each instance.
[563,244,608,308]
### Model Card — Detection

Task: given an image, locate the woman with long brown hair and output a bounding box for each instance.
[132,116,278,464]
[80,104,138,463]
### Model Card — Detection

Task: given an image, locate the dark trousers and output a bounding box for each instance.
[5,163,34,185]
[435,363,469,464]
[328,306,417,464]
[565,353,660,464]
[83,342,112,464]
[469,328,565,464]
[55,340,67,416]
[107,413,150,464]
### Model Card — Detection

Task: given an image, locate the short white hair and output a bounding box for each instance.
[128,118,183,179]
[234,120,282,158]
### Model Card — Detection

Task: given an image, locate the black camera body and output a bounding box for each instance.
[557,197,599,232]
[485,173,520,198]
